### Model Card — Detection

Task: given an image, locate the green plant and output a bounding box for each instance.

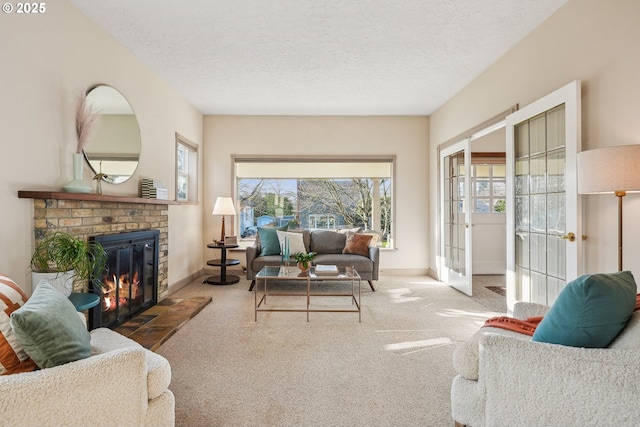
[30,231,107,289]
[293,251,316,269]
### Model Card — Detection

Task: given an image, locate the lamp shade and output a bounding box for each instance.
[212,197,236,216]
[577,145,640,194]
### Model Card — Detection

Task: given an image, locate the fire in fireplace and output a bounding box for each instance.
[89,230,159,330]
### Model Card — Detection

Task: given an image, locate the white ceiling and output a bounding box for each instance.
[69,0,568,116]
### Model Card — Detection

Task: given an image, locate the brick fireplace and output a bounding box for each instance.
[19,191,173,305]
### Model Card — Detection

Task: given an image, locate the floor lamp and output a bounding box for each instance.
[212,196,236,243]
[577,145,640,271]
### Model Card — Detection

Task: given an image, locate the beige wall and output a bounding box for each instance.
[5,0,633,290]
[203,116,430,273]
[429,0,640,277]
[0,1,204,292]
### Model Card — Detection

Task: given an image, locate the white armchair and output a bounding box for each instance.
[0,327,175,427]
[451,302,640,427]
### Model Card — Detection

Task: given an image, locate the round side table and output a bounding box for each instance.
[68,292,101,311]
[204,243,240,285]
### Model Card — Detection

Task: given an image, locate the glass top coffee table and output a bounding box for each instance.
[255,265,361,322]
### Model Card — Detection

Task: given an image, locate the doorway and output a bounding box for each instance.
[470,129,508,312]
[438,81,582,315]
[439,117,509,300]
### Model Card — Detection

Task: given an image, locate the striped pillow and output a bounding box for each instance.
[0,273,38,375]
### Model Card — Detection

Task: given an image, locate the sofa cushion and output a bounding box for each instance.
[11,282,91,369]
[251,255,285,276]
[257,225,288,256]
[313,254,373,274]
[309,230,346,254]
[532,271,637,348]
[276,230,307,255]
[342,232,373,257]
[0,273,38,375]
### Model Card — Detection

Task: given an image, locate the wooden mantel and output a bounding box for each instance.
[18,190,180,205]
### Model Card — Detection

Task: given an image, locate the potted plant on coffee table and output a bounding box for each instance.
[30,231,107,296]
[293,251,316,273]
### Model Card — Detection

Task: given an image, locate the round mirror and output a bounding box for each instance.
[84,85,141,184]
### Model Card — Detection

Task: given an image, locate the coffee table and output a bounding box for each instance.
[254,265,361,322]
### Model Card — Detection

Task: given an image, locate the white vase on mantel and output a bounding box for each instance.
[63,152,91,193]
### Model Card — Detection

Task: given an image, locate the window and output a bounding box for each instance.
[175,133,198,202]
[234,156,395,248]
[471,164,506,213]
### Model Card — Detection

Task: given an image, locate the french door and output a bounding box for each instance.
[440,139,472,295]
[505,81,582,313]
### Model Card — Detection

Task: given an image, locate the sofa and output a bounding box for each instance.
[0,275,174,427]
[246,228,379,291]
[451,271,640,427]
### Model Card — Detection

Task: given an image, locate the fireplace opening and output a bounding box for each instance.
[89,230,159,330]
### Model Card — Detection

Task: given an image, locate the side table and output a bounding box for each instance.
[68,292,101,311]
[204,243,240,285]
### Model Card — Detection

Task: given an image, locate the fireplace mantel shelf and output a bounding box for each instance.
[18,190,180,205]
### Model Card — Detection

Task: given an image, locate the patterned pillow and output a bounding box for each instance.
[0,273,38,375]
[342,232,373,257]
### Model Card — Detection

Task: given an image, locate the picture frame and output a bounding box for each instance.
[224,235,238,246]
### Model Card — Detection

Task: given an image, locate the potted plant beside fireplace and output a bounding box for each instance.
[30,231,107,296]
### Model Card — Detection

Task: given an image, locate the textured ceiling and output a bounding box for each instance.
[69,0,568,116]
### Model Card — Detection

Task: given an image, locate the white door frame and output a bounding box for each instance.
[505,80,582,314]
[439,139,472,295]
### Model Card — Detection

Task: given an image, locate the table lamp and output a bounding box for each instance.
[212,196,236,243]
[577,144,640,271]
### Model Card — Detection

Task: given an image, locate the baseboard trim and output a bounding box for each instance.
[427,268,440,281]
[379,268,430,276]
[169,269,205,295]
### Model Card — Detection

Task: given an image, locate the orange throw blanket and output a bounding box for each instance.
[483,316,543,336]
[482,293,640,336]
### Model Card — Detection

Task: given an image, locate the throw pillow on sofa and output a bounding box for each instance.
[342,232,373,257]
[11,282,91,369]
[276,230,307,255]
[532,271,637,348]
[0,273,38,375]
[257,225,289,256]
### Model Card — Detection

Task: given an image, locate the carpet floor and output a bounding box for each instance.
[470,275,507,313]
[156,275,502,427]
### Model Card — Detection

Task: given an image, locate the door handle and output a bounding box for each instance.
[561,232,576,242]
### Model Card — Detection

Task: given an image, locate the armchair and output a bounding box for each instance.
[451,302,640,427]
[0,327,175,427]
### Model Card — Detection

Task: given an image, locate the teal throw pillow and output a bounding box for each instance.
[258,225,288,256]
[532,271,637,348]
[10,282,90,369]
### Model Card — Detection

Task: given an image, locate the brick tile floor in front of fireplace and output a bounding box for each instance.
[114,296,211,351]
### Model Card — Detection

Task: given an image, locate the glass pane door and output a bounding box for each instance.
[440,139,472,295]
[506,80,582,313]
[514,106,566,305]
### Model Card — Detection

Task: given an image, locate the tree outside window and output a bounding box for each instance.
[235,158,394,247]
